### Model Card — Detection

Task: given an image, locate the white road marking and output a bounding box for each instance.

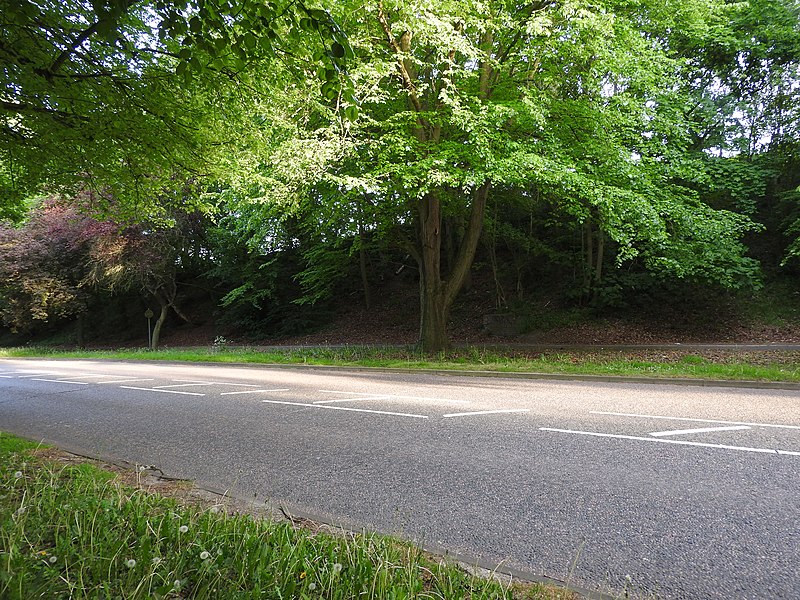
[318,390,470,404]
[220,388,290,396]
[153,383,216,389]
[96,378,155,384]
[314,396,391,404]
[540,427,800,457]
[650,425,751,437]
[119,386,205,396]
[443,409,530,418]
[591,411,800,430]
[17,373,57,378]
[261,399,428,419]
[216,383,260,387]
[30,378,89,385]
[0,375,13,378]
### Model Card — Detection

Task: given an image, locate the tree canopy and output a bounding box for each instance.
[1,0,799,351]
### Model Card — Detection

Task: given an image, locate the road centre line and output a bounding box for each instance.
[650,425,751,437]
[119,386,205,396]
[220,388,290,395]
[17,373,57,378]
[540,427,800,457]
[261,399,428,419]
[318,390,470,404]
[153,383,216,389]
[591,411,800,430]
[96,378,155,384]
[30,378,89,385]
[169,380,259,387]
[314,396,391,404]
[443,409,530,418]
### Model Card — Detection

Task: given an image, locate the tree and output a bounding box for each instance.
[84,212,205,349]
[0,199,98,338]
[221,0,763,351]
[0,0,354,219]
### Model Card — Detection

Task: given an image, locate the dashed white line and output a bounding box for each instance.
[154,383,216,389]
[17,373,57,378]
[30,378,89,385]
[443,409,530,418]
[540,427,799,457]
[220,389,290,396]
[318,390,470,404]
[96,378,155,384]
[314,396,391,405]
[591,411,800,430]
[119,386,204,396]
[650,425,751,437]
[261,399,428,419]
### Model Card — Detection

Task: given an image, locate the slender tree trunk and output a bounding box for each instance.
[595,230,604,285]
[358,223,372,309]
[151,300,169,350]
[75,312,85,349]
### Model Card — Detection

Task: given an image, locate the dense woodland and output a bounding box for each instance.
[1,0,799,351]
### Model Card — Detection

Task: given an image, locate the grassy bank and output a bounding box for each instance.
[1,345,799,383]
[0,433,569,599]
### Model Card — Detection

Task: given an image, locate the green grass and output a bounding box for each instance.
[0,432,568,600]
[1,345,799,383]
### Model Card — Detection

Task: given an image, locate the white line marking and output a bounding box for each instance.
[30,378,89,385]
[96,378,155,384]
[318,390,470,404]
[540,427,798,457]
[261,399,428,419]
[650,425,751,437]
[17,373,57,378]
[53,374,121,380]
[443,409,530,418]
[591,411,800,430]
[220,388,290,396]
[0,375,13,378]
[153,383,216,389]
[216,383,260,387]
[314,396,391,404]
[119,386,205,396]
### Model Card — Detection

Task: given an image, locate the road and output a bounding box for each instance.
[0,358,798,599]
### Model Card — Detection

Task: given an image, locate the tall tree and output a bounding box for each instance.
[223,0,762,351]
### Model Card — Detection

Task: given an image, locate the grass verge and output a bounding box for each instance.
[1,345,799,383]
[0,432,571,599]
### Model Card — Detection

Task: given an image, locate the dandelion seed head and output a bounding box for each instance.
[126,559,136,568]
[309,583,317,591]
[151,557,162,565]
[210,505,220,514]
[14,471,22,478]
[332,562,343,574]
[173,579,182,590]
[179,525,189,533]
[48,555,57,564]
[200,551,210,560]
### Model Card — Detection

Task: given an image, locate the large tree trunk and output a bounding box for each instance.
[416,183,490,352]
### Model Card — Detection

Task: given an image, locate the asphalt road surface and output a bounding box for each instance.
[0,358,798,599]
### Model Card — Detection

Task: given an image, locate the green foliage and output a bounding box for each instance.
[0,0,355,220]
